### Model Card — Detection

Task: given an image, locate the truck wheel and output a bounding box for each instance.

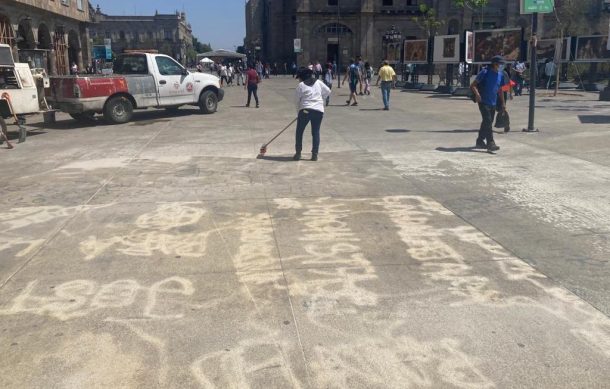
[70,112,96,122]
[104,96,133,124]
[199,91,218,114]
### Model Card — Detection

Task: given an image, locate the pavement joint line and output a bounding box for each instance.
[206,212,303,389]
[255,145,314,385]
[0,122,169,291]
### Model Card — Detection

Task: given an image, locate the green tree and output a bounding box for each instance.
[192,37,212,53]
[552,0,598,36]
[412,4,443,84]
[453,0,490,29]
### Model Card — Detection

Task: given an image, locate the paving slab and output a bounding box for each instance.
[0,78,609,388]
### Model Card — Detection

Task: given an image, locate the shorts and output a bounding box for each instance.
[349,82,358,93]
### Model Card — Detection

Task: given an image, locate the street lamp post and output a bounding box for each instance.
[337,0,341,88]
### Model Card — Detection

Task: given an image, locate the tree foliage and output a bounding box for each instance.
[412,4,444,38]
[452,0,489,28]
[552,0,599,36]
[192,37,212,54]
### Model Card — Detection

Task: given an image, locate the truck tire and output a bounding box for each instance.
[104,96,133,124]
[199,91,218,114]
[70,112,96,122]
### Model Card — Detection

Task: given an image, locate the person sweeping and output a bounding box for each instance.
[293,67,331,161]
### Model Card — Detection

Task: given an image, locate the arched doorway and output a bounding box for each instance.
[67,29,81,71]
[317,23,353,68]
[38,23,52,49]
[17,18,36,50]
[0,14,15,46]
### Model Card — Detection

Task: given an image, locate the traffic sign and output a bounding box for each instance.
[521,0,554,14]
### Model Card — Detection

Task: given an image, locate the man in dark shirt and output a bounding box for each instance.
[245,64,260,108]
[470,56,507,152]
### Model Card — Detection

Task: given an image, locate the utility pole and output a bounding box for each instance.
[524,12,539,132]
[337,0,341,88]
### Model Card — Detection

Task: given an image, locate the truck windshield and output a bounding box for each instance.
[113,55,148,75]
[0,46,14,66]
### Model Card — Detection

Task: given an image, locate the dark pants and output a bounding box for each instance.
[247,84,259,106]
[477,103,496,143]
[295,109,323,154]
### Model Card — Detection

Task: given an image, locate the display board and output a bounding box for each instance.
[575,35,610,62]
[520,0,555,14]
[529,38,571,63]
[473,29,522,63]
[433,35,460,63]
[403,39,429,64]
[465,31,475,64]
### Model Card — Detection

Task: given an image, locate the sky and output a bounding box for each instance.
[95,0,246,50]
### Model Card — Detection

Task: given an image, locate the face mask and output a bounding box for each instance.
[498,64,505,72]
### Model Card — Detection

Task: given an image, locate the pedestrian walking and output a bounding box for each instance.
[498,66,514,133]
[363,62,373,95]
[470,56,507,152]
[294,67,331,161]
[513,61,525,96]
[245,63,260,108]
[235,62,244,86]
[342,59,359,106]
[357,56,365,95]
[220,64,229,87]
[375,60,397,110]
[323,63,334,106]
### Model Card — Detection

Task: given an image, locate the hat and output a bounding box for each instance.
[491,56,506,64]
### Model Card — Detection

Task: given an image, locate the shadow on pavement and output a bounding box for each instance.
[578,115,610,124]
[385,129,410,133]
[257,155,295,162]
[360,108,384,111]
[435,146,488,153]
[423,129,478,133]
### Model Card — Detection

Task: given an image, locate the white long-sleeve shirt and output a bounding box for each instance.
[295,79,331,113]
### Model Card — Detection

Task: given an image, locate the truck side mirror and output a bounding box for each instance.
[182,68,188,76]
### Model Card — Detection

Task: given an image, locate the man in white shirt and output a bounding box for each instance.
[293,67,331,161]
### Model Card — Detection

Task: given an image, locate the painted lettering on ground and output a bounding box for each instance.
[276,198,378,310]
[376,196,500,303]
[79,202,216,260]
[0,277,193,321]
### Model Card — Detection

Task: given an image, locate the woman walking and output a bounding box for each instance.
[363,62,373,95]
[294,67,331,161]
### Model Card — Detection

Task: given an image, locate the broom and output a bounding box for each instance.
[257,117,298,158]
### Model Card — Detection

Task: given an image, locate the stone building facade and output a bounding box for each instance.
[0,0,90,75]
[246,0,609,67]
[89,7,194,65]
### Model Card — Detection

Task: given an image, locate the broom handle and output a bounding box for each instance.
[264,117,298,146]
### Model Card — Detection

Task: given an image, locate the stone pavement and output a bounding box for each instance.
[0,78,609,388]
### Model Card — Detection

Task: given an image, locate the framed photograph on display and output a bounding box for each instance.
[403,40,429,64]
[473,29,522,63]
[433,35,460,63]
[529,38,571,63]
[465,31,474,64]
[574,36,610,62]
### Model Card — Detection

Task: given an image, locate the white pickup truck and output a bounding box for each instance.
[46,52,224,124]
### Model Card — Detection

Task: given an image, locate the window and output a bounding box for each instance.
[61,0,70,6]
[164,30,173,40]
[328,0,338,5]
[119,31,126,41]
[382,0,394,6]
[77,0,83,10]
[155,56,184,76]
[113,55,149,75]
[407,0,417,5]
[318,23,352,35]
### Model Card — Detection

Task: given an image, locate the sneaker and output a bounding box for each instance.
[351,102,358,106]
[359,92,364,96]
[245,104,249,107]
[475,140,487,149]
[293,153,301,161]
[311,153,318,161]
[487,142,500,152]
[383,107,389,111]
[256,104,260,108]
[504,126,511,133]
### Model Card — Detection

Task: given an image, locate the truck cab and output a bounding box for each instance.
[0,44,40,117]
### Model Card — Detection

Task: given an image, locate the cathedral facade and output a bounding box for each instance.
[245,0,608,67]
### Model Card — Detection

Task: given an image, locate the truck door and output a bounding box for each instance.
[153,56,195,106]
